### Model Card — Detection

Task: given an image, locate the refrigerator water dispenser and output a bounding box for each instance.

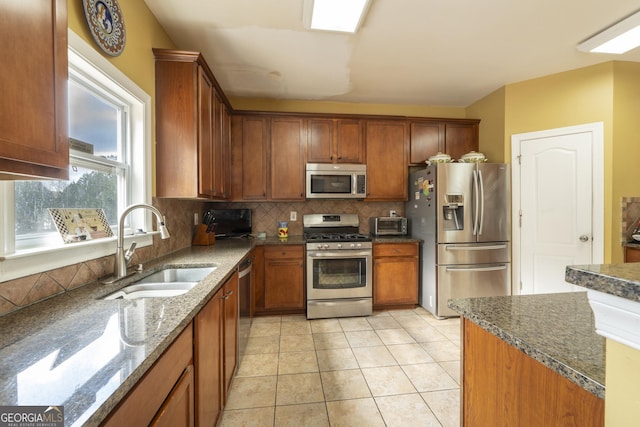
[443,194,464,230]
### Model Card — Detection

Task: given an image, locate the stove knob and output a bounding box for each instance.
[349,243,356,248]
[336,243,342,249]
[317,244,323,250]
[323,244,330,249]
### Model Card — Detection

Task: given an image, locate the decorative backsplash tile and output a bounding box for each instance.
[0,198,404,316]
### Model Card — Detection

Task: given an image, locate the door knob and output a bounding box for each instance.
[579,235,590,242]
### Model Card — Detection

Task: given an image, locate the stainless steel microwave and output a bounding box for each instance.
[370,217,408,236]
[306,163,366,199]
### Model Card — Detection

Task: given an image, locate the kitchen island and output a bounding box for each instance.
[449,292,605,426]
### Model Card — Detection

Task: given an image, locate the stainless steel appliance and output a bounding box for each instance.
[407,163,511,317]
[370,217,407,236]
[238,256,252,358]
[306,163,366,199]
[304,214,372,319]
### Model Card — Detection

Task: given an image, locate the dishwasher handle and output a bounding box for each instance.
[238,259,252,278]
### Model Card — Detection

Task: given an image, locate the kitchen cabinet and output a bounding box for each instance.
[625,246,640,262]
[409,120,479,165]
[193,269,238,426]
[102,324,194,427]
[365,120,409,200]
[230,115,269,201]
[462,319,604,426]
[373,242,419,309]
[270,117,306,200]
[153,49,230,199]
[222,270,239,400]
[307,118,365,163]
[255,245,305,315]
[0,0,68,180]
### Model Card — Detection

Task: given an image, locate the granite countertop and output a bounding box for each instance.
[448,292,605,399]
[0,240,253,426]
[565,263,640,303]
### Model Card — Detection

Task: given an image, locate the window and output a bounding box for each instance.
[0,31,152,282]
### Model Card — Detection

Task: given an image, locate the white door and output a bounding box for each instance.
[512,123,603,295]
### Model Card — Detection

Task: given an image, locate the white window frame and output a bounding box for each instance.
[0,30,154,283]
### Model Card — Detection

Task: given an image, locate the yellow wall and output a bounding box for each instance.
[229,97,467,119]
[465,87,506,162]
[605,339,640,426]
[67,0,176,194]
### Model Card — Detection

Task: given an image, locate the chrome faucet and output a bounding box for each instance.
[113,203,170,280]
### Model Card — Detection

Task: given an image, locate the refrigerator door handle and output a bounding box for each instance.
[445,244,508,251]
[478,169,484,235]
[472,170,479,235]
[445,265,508,272]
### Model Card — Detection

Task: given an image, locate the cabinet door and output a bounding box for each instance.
[307,118,333,163]
[365,120,408,200]
[198,68,215,197]
[223,271,239,402]
[336,119,364,163]
[261,246,305,312]
[625,247,640,263]
[270,118,305,200]
[0,0,69,180]
[444,122,478,161]
[220,103,231,199]
[373,243,419,307]
[409,122,444,165]
[240,116,269,200]
[194,291,223,426]
[151,365,195,427]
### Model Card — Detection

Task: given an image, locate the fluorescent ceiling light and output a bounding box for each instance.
[303,0,371,33]
[578,9,640,54]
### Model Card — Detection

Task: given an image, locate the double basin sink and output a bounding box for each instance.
[103,266,216,300]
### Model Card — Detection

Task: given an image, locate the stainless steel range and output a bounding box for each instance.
[304,214,372,319]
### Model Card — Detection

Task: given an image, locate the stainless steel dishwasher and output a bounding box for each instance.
[238,256,253,358]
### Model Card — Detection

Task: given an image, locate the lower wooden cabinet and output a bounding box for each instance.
[462,319,604,426]
[625,246,640,262]
[194,270,239,427]
[373,242,419,309]
[254,245,305,315]
[102,324,194,427]
[151,366,195,427]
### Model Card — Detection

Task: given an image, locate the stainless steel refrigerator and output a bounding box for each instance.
[407,163,511,317]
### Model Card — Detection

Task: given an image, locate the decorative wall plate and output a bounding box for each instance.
[82,0,126,57]
[49,208,114,244]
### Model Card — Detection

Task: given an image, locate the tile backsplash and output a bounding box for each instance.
[622,196,640,242]
[0,198,403,316]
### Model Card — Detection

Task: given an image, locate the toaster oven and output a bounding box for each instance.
[370,217,407,236]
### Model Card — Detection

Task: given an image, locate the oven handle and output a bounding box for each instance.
[308,250,372,258]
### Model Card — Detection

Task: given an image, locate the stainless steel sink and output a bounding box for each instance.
[103,266,216,300]
[137,267,216,284]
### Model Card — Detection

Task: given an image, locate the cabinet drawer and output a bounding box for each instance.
[264,245,304,259]
[103,324,193,427]
[374,243,418,257]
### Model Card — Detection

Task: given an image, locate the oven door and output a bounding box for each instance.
[307,249,372,300]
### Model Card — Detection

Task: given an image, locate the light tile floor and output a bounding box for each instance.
[220,307,461,427]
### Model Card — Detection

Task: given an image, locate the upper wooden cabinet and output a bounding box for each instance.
[0,0,68,180]
[271,117,306,200]
[153,49,230,199]
[365,120,408,200]
[409,119,479,165]
[230,115,269,201]
[307,118,364,164]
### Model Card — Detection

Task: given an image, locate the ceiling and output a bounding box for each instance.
[143,0,640,107]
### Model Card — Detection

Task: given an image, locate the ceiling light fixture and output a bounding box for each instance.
[303,0,371,34]
[578,9,640,54]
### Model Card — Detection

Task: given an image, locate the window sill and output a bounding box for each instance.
[0,233,154,283]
